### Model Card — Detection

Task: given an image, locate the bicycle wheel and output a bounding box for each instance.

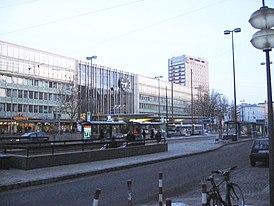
[229,183,245,206]
[207,192,224,206]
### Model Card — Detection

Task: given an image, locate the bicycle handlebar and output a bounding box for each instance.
[211,165,237,174]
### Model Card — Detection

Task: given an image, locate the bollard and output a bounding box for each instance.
[92,188,101,206]
[159,171,163,206]
[127,179,132,206]
[201,183,207,206]
[166,198,172,206]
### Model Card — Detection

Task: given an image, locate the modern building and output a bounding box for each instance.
[168,55,209,90]
[0,40,196,134]
[77,61,135,120]
[136,74,194,123]
[0,40,75,134]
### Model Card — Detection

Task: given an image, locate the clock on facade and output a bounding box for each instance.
[119,76,131,92]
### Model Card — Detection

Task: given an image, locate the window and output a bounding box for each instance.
[24,91,28,98]
[0,103,5,112]
[29,91,33,99]
[34,105,38,113]
[7,89,11,97]
[7,103,11,112]
[39,106,43,113]
[18,104,22,112]
[0,88,5,97]
[29,105,33,113]
[23,105,28,112]
[39,92,43,100]
[34,92,38,99]
[11,90,17,98]
[44,106,48,113]
[44,93,48,100]
[18,90,23,98]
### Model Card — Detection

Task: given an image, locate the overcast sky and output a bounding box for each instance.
[1,0,274,104]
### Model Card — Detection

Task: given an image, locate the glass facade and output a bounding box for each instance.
[77,61,135,119]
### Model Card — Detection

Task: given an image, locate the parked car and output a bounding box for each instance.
[20,132,49,142]
[249,137,269,167]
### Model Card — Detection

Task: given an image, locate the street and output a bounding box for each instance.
[0,140,269,206]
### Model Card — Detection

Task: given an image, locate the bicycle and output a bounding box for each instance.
[205,165,245,206]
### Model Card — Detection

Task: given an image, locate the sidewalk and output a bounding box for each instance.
[0,135,224,191]
[0,135,268,206]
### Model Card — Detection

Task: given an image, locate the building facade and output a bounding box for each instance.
[168,55,209,90]
[0,40,197,134]
[0,41,75,134]
[77,61,135,120]
[136,74,194,123]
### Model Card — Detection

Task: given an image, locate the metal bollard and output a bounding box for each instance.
[92,188,101,206]
[159,171,163,206]
[166,198,172,206]
[201,183,207,206]
[127,179,132,206]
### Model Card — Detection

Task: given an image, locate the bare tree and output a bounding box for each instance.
[194,88,230,122]
[57,80,80,132]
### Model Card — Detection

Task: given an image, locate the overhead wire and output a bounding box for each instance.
[0,0,145,36]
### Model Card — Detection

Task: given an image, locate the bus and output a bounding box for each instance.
[167,124,204,137]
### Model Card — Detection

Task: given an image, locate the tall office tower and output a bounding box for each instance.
[168,55,209,90]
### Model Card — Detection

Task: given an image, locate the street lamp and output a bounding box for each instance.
[249,1,274,204]
[240,100,245,121]
[86,56,97,121]
[154,76,163,120]
[224,27,241,140]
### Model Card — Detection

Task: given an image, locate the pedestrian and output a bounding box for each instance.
[142,129,146,139]
[150,128,154,139]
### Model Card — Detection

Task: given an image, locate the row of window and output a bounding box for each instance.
[1,75,72,90]
[0,103,54,114]
[2,88,69,102]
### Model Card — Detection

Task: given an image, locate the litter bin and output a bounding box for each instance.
[0,152,11,170]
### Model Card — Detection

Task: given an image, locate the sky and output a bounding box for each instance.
[0,0,274,105]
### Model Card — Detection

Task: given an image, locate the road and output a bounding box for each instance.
[0,140,268,206]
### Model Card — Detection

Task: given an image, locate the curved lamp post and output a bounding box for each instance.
[224,28,241,140]
[249,2,274,204]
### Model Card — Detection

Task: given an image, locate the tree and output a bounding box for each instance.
[57,80,80,132]
[193,87,230,123]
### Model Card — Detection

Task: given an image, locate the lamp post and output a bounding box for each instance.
[249,1,274,204]
[86,56,97,121]
[154,76,163,121]
[240,100,245,121]
[224,27,241,140]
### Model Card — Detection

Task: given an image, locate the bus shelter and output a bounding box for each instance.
[82,121,127,140]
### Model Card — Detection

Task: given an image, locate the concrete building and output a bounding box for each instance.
[168,55,209,90]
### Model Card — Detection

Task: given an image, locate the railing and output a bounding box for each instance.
[0,137,166,157]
